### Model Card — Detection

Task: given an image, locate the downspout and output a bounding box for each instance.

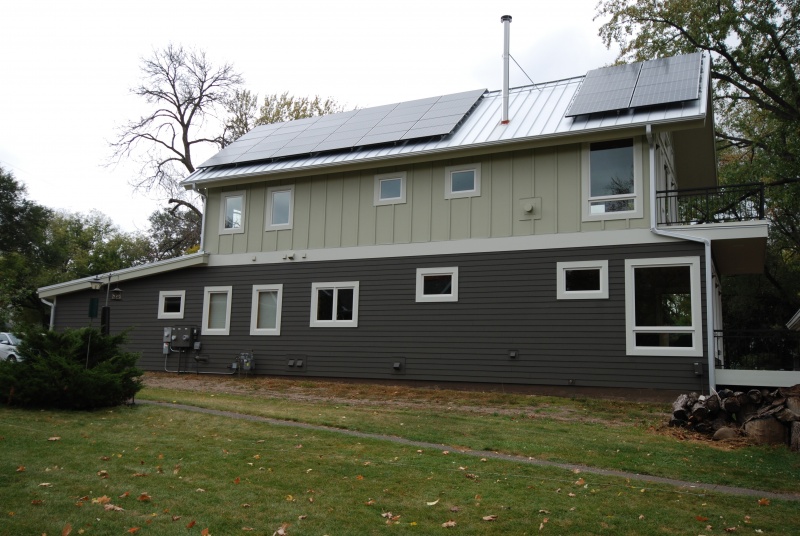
[190,183,207,253]
[646,124,717,392]
[40,298,55,331]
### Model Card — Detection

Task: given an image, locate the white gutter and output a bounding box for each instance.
[41,298,55,331]
[646,124,717,392]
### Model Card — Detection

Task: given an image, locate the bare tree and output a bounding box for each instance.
[109,44,243,217]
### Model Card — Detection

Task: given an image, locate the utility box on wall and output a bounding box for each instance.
[169,326,196,349]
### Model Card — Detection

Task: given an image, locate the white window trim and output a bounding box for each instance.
[444,163,481,199]
[310,281,359,328]
[250,284,283,336]
[157,290,186,319]
[556,260,609,300]
[581,138,643,222]
[374,172,407,206]
[416,267,459,302]
[624,256,702,357]
[219,190,246,235]
[201,286,233,336]
[265,185,294,230]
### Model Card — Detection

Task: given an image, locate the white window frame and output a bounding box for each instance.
[556,260,609,300]
[250,284,283,336]
[310,281,359,328]
[157,290,186,319]
[201,286,233,336]
[374,172,407,206]
[624,256,702,357]
[581,138,643,221]
[219,191,246,234]
[265,185,294,230]
[444,163,481,199]
[416,267,459,302]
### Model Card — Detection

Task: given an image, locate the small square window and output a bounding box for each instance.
[266,185,294,230]
[444,164,481,199]
[556,261,609,300]
[416,267,459,302]
[374,172,407,206]
[202,286,232,335]
[250,284,283,335]
[158,291,186,319]
[220,191,246,234]
[310,282,359,327]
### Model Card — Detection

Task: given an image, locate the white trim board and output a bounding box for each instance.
[715,369,800,388]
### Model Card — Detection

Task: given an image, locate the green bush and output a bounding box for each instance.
[0,327,142,409]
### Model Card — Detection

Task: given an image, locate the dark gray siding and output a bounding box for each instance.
[51,241,707,391]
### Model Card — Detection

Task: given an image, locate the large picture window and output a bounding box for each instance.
[265,185,294,230]
[202,286,232,335]
[310,282,359,327]
[250,284,283,335]
[220,191,246,234]
[157,290,186,319]
[582,139,642,221]
[416,267,459,302]
[624,257,702,356]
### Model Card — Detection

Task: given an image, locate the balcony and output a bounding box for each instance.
[714,329,800,387]
[656,182,765,226]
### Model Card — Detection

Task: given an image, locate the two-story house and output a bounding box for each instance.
[39,51,774,395]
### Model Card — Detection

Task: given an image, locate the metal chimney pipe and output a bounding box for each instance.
[501,15,512,124]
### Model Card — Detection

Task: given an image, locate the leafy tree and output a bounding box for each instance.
[223,90,346,146]
[596,0,800,328]
[147,206,201,260]
[0,327,142,410]
[0,166,50,256]
[109,44,244,218]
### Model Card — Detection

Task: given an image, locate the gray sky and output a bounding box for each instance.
[0,0,617,233]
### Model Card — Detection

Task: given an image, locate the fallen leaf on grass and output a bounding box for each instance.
[137,493,151,502]
[39,483,52,487]
[16,466,25,472]
[172,515,182,521]
[758,498,770,506]
[234,477,241,484]
[31,500,44,506]
[92,496,111,505]
[575,478,585,486]
[100,456,110,461]
[132,473,147,477]
[119,491,130,498]
[62,523,72,536]
[127,528,140,534]
[242,528,254,532]
[272,522,289,535]
[539,517,549,531]
[426,499,439,506]
[696,516,709,522]
[201,529,210,536]
[104,504,124,512]
[442,520,457,528]
[482,515,498,521]
[48,437,61,441]
[365,499,375,506]
[241,503,251,508]
[186,520,196,528]
[450,506,460,512]
[568,493,576,498]
[96,470,109,478]
[724,527,737,533]
[639,514,645,520]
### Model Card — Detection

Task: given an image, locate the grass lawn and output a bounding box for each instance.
[2,403,799,536]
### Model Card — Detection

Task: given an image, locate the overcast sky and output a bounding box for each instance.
[1,0,617,233]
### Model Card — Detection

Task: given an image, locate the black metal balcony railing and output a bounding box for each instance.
[656,182,765,226]
[714,329,800,371]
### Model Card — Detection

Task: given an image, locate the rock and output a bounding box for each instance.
[712,427,739,441]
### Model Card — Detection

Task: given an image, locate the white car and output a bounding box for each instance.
[0,332,21,362]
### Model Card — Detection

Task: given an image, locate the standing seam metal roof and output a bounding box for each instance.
[184,54,709,187]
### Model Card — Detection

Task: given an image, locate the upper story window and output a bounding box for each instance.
[266,185,294,230]
[581,139,642,221]
[157,290,186,319]
[310,282,359,328]
[374,172,407,206]
[444,163,481,199]
[556,261,609,300]
[416,267,459,302]
[220,191,246,234]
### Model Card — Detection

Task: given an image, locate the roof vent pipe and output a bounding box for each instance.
[501,15,512,124]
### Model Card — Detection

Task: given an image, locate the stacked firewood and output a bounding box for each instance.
[670,385,800,449]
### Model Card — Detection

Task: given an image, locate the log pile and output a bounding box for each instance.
[670,384,800,449]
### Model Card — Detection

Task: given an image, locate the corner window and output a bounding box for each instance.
[157,290,186,319]
[556,261,608,300]
[416,267,459,302]
[220,191,246,234]
[581,139,642,221]
[624,257,702,356]
[250,284,283,335]
[202,286,232,335]
[444,164,481,199]
[310,282,359,327]
[266,185,294,230]
[374,172,407,206]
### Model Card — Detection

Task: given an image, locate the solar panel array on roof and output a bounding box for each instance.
[200,89,486,167]
[565,52,702,117]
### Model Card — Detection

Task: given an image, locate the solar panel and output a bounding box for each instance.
[629,52,702,107]
[565,62,642,117]
[565,52,703,117]
[199,88,486,167]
